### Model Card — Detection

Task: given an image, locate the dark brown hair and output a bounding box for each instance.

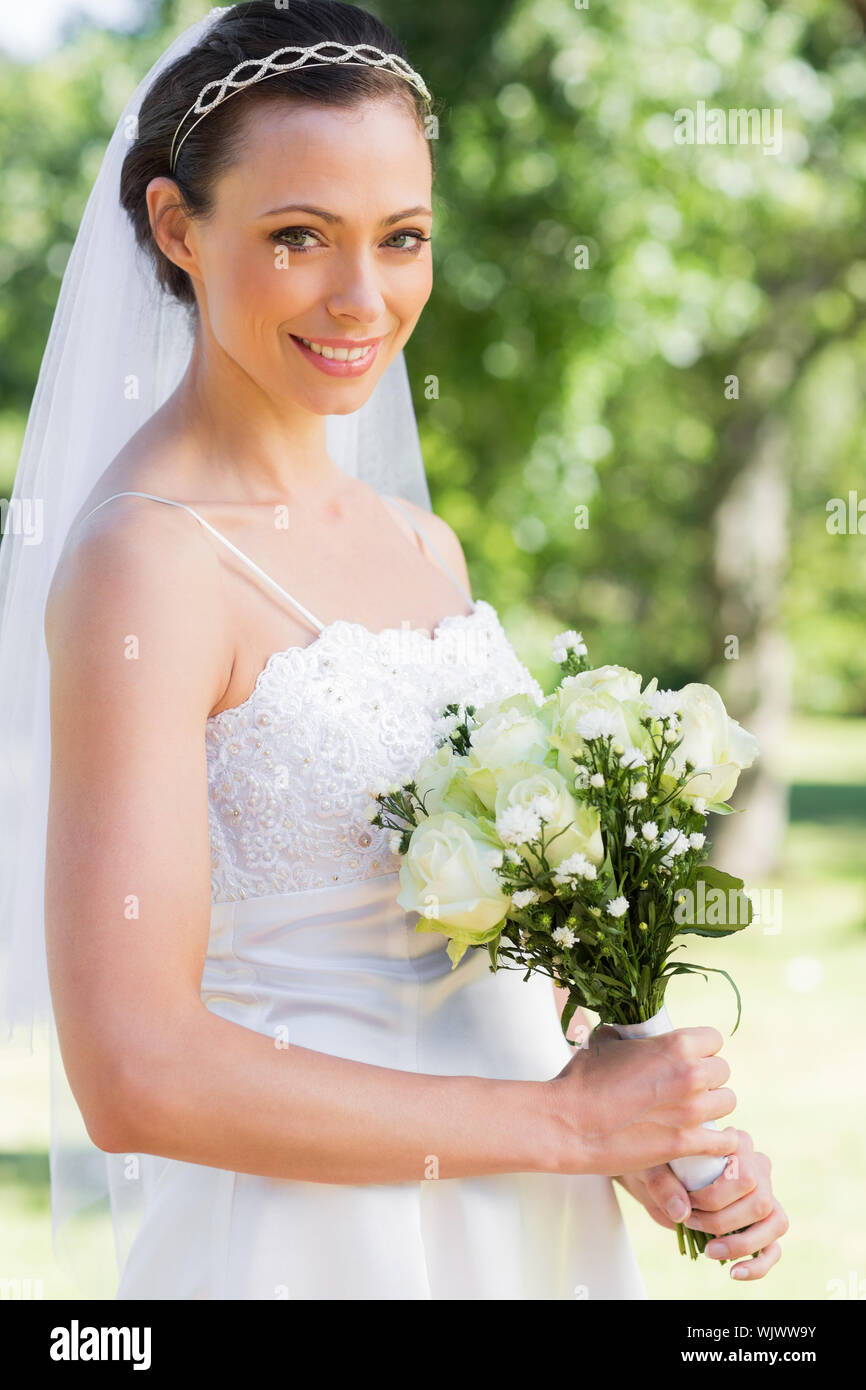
[120,0,434,310]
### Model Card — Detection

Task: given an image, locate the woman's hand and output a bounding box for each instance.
[614,1128,788,1280]
[546,1022,739,1178]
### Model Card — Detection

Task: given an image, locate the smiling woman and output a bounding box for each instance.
[130,66,434,417]
[0,0,734,1305]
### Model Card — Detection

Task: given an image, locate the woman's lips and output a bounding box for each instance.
[289,335,382,376]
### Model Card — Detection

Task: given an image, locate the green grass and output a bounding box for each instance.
[2,715,864,1300]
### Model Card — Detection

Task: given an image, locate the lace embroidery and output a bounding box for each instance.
[205,600,544,900]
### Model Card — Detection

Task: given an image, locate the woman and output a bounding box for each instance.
[0,1,786,1299]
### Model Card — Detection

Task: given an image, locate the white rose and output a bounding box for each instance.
[465,694,552,811]
[492,763,603,871]
[542,686,651,782]
[396,812,509,968]
[413,742,479,818]
[560,664,645,702]
[663,684,759,805]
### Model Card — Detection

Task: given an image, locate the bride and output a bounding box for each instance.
[0,1,787,1299]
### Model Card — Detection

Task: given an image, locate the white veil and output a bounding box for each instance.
[0,4,431,1293]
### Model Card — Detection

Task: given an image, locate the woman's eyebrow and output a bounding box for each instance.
[257,202,432,225]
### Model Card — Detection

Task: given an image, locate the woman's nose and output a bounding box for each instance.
[325,256,387,324]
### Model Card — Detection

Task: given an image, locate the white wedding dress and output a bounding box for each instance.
[82,489,647,1301]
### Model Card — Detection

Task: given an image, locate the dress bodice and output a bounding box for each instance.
[205,599,544,900]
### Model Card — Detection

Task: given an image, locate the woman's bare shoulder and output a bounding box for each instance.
[44,481,231,721]
[387,493,471,592]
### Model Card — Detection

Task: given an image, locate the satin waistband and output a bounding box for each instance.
[202,872,574,1080]
[201,872,487,1065]
[206,871,456,976]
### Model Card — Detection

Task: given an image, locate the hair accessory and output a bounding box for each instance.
[169,41,433,172]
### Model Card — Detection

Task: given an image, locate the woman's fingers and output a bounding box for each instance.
[641,1164,693,1224]
[728,1239,783,1281]
[684,1182,775,1238]
[695,1202,789,1261]
[631,1122,740,1171]
[688,1133,761,1212]
[666,1085,739,1126]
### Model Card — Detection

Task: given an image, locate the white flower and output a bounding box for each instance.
[619,747,647,770]
[575,709,622,741]
[492,764,604,870]
[663,684,759,805]
[607,895,629,918]
[630,781,648,801]
[552,925,578,948]
[641,820,659,842]
[552,629,588,663]
[388,830,403,854]
[560,665,643,701]
[528,792,557,822]
[665,717,680,735]
[693,797,707,815]
[505,847,522,864]
[659,826,691,867]
[589,772,605,788]
[512,888,539,909]
[518,928,530,947]
[435,712,460,736]
[660,827,690,857]
[496,805,543,846]
[363,801,379,822]
[396,812,510,967]
[688,832,706,850]
[464,696,552,810]
[645,689,682,721]
[624,824,637,846]
[552,851,597,883]
[552,954,564,967]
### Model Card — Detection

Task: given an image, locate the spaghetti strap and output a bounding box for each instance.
[78,491,327,633]
[382,495,473,608]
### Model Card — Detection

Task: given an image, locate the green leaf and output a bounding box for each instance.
[675,865,753,935]
[663,961,743,1034]
[559,992,579,1042]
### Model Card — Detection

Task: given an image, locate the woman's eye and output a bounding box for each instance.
[270,227,320,251]
[269,227,430,254]
[384,230,431,253]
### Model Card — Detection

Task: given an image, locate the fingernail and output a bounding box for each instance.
[667,1197,691,1221]
[731,1265,750,1279]
[706,1240,729,1258]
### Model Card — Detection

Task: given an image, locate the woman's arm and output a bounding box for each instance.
[43,504,555,1183]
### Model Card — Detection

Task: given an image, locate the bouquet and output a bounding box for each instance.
[369,630,760,1263]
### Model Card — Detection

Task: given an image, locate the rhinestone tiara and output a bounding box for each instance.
[169,41,433,173]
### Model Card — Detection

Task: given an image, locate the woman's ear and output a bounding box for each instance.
[145,176,200,283]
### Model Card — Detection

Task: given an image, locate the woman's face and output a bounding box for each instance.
[164,96,433,417]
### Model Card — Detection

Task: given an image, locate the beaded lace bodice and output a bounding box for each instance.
[205,600,543,900]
